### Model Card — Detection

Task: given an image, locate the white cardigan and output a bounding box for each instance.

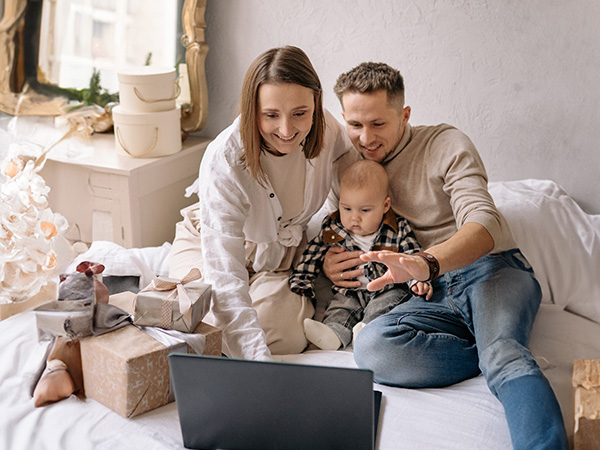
[186,111,352,360]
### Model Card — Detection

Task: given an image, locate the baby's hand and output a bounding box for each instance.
[411,281,433,301]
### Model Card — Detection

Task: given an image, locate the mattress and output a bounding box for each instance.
[1,304,599,449]
[1,178,599,449]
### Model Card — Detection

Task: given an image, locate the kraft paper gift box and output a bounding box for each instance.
[80,319,222,418]
[133,268,211,333]
[573,359,600,449]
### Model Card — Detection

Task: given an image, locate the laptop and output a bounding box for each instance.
[169,353,382,450]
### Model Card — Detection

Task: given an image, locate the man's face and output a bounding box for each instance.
[341,90,411,163]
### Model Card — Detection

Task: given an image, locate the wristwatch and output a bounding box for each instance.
[413,252,440,282]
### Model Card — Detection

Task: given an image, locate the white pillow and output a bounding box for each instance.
[66,240,172,278]
[490,179,600,323]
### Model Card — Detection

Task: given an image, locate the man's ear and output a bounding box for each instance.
[402,106,411,126]
[384,196,391,213]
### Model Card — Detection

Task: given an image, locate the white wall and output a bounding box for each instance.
[197,0,600,214]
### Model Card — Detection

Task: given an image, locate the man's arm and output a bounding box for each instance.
[360,223,494,291]
[424,222,494,275]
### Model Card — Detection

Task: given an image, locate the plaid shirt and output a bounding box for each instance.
[289,209,422,302]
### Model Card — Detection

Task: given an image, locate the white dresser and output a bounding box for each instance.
[40,133,210,248]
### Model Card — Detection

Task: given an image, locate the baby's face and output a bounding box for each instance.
[339,186,390,236]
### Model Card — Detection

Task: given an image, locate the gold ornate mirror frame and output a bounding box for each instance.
[181,0,209,133]
[0,0,208,133]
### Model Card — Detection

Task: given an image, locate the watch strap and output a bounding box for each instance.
[413,252,440,282]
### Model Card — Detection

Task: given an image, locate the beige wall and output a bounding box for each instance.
[196,0,600,214]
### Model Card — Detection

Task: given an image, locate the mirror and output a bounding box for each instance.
[0,0,208,133]
[180,0,208,132]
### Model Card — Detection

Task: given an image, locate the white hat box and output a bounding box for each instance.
[117,66,180,113]
[113,105,182,158]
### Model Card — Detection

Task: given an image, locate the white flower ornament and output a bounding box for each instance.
[1,138,70,304]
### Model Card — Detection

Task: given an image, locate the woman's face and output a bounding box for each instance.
[257,82,315,156]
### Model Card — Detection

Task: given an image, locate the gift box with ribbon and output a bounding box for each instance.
[133,268,211,333]
[80,300,222,418]
[34,262,120,340]
[573,359,600,449]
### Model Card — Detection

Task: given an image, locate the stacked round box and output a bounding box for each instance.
[113,66,182,158]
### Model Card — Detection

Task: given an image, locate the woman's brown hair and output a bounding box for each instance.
[239,46,324,184]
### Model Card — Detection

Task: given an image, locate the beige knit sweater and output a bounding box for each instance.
[333,123,517,253]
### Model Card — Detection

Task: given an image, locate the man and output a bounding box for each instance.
[324,62,567,450]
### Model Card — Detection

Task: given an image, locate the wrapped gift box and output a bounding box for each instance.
[80,318,221,418]
[573,359,600,449]
[134,271,211,333]
[34,298,95,340]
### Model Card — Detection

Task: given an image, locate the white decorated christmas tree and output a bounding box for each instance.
[0,141,68,304]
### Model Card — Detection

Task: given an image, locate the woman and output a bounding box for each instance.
[169,46,352,361]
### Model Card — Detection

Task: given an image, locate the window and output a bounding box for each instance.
[39,0,181,92]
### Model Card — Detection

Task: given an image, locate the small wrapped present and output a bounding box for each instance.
[34,262,112,340]
[34,298,94,340]
[80,319,222,418]
[573,359,600,448]
[133,268,211,333]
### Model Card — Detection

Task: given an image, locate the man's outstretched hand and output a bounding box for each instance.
[360,251,430,291]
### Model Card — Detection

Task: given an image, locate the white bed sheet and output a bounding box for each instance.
[2,304,600,450]
[2,178,599,449]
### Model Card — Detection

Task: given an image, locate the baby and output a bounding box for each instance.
[289,160,432,350]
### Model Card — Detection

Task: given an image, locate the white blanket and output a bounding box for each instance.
[1,179,599,449]
[2,304,599,449]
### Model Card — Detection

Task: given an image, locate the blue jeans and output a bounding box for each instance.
[354,249,567,450]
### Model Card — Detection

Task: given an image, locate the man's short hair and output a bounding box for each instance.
[333,62,405,107]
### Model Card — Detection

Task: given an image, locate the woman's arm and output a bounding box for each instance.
[198,146,272,361]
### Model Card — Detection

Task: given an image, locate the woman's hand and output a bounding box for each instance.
[360,251,430,291]
[323,246,363,288]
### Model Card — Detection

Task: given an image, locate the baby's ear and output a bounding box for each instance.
[384,196,391,213]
